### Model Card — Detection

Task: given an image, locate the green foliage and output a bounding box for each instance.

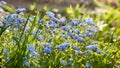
[0,1,120,68]
[2,5,15,13]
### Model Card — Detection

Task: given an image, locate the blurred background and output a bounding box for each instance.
[0,0,119,13]
[3,0,119,7]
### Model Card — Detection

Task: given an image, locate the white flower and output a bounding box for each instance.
[16,8,26,12]
[97,21,107,31]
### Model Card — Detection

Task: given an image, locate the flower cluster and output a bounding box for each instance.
[2,14,26,28]
[72,46,83,55]
[43,43,53,53]
[1,11,104,67]
[57,43,70,51]
[27,44,39,57]
[86,44,102,54]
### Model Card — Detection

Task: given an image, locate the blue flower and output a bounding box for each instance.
[67,32,75,37]
[14,23,19,28]
[3,49,9,56]
[73,28,80,33]
[96,50,102,54]
[78,34,84,37]
[69,19,74,25]
[11,14,20,19]
[61,60,66,65]
[57,43,70,51]
[29,17,34,21]
[6,57,10,62]
[87,32,94,37]
[89,28,98,33]
[20,18,27,24]
[27,45,35,52]
[25,27,30,32]
[72,46,80,51]
[85,30,94,37]
[86,50,92,55]
[46,11,55,17]
[49,20,55,24]
[3,19,10,24]
[37,35,44,41]
[66,62,71,67]
[61,26,71,31]
[24,60,29,67]
[75,50,83,55]
[86,62,91,68]
[30,51,40,57]
[57,18,65,24]
[49,23,59,28]
[94,40,99,44]
[73,45,83,55]
[84,30,89,34]
[73,21,78,26]
[75,37,83,42]
[27,45,39,57]
[43,47,53,53]
[86,45,97,52]
[2,14,25,29]
[65,43,70,48]
[23,56,27,60]
[83,18,95,26]
[43,43,51,47]
[48,20,59,28]
[57,44,66,51]
[14,18,20,23]
[69,19,78,26]
[31,31,36,36]
[61,34,68,39]
[38,18,44,24]
[50,16,59,22]
[79,23,86,27]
